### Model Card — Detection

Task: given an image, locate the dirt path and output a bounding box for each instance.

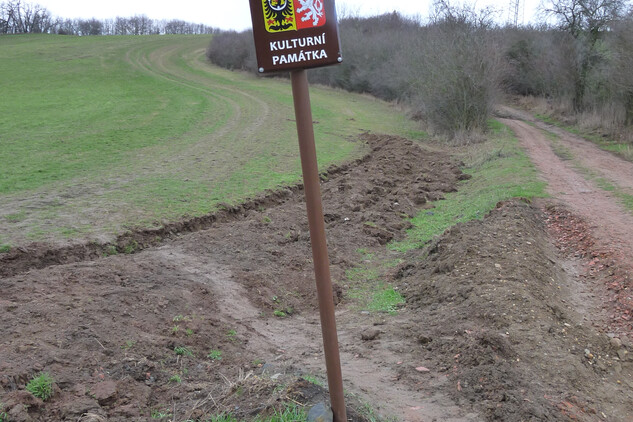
[500,110,633,339]
[500,117,633,260]
[499,108,633,195]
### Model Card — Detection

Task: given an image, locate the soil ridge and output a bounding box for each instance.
[0,150,372,279]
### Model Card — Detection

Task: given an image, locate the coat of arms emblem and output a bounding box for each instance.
[262,0,326,33]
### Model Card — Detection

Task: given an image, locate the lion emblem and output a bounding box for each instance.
[296,0,325,26]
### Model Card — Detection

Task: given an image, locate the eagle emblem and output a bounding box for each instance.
[263,0,297,32]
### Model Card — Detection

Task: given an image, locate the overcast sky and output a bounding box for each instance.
[33,0,543,30]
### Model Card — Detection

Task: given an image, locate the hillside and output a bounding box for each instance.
[0,34,420,249]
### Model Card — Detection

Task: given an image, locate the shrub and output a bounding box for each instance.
[206,30,257,72]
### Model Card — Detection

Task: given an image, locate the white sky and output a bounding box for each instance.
[33,0,543,31]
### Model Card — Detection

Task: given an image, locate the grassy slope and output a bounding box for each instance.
[0,34,419,247]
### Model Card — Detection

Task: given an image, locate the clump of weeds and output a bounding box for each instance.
[26,372,55,401]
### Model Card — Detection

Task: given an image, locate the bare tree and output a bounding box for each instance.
[411,0,502,137]
[114,16,129,35]
[0,1,54,33]
[1,1,21,33]
[0,3,212,36]
[610,11,633,126]
[541,0,627,110]
[543,0,625,38]
[102,18,115,35]
[126,14,152,35]
[164,19,191,34]
[0,2,10,33]
[77,18,103,36]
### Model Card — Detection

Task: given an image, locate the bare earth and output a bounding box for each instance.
[500,108,633,336]
[2,122,633,421]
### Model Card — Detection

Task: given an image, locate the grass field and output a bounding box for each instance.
[0,34,421,248]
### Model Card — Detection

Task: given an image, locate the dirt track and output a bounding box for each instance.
[2,123,633,421]
[501,110,633,336]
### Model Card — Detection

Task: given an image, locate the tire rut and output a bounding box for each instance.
[127,39,270,148]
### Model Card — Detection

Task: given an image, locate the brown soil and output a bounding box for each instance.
[2,129,633,421]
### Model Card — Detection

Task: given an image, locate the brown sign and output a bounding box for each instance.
[248,0,342,73]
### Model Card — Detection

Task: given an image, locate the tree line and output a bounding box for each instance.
[207,0,633,141]
[0,0,214,35]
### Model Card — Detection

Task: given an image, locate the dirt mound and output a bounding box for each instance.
[0,134,466,421]
[392,200,633,420]
[0,159,355,279]
[166,133,466,315]
[3,133,631,421]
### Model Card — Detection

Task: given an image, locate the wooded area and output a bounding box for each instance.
[0,0,214,35]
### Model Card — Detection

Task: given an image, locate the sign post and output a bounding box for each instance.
[291,68,346,422]
[248,1,346,421]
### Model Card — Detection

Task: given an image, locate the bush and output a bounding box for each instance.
[407,3,502,137]
[206,30,257,72]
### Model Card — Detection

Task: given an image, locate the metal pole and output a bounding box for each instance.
[290,69,347,422]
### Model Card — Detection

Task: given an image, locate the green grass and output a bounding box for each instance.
[168,374,182,384]
[1,34,422,246]
[25,372,55,401]
[348,277,404,315]
[355,402,398,422]
[301,374,325,387]
[226,329,238,340]
[121,340,135,350]
[151,408,172,419]
[174,346,193,357]
[207,349,222,360]
[1,37,205,194]
[345,252,405,315]
[344,392,397,422]
[173,314,191,322]
[367,285,405,314]
[203,415,237,422]
[390,120,547,252]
